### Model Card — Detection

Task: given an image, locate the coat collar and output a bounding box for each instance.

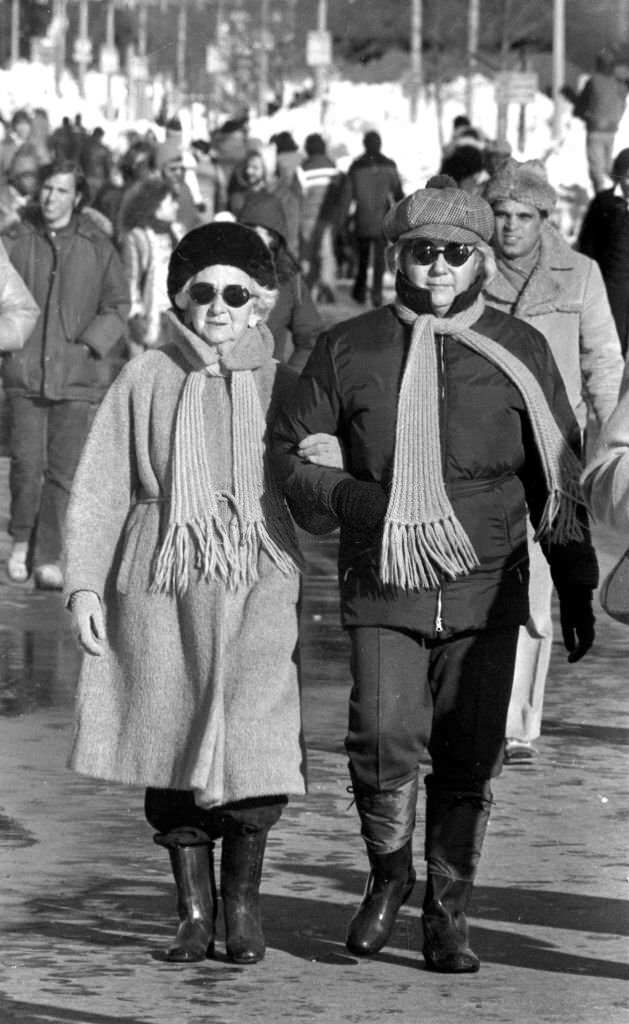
[485,223,578,314]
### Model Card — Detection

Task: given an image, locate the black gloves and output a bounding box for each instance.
[558,585,595,663]
[330,478,389,533]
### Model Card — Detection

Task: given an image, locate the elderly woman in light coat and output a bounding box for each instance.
[64,222,305,967]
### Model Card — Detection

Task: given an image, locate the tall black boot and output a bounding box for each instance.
[422,873,479,973]
[221,826,270,964]
[421,776,492,974]
[345,774,418,957]
[161,841,217,962]
[346,840,416,956]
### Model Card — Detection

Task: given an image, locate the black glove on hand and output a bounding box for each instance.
[331,478,389,533]
[558,585,595,663]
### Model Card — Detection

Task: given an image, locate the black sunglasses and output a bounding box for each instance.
[188,282,255,308]
[408,240,476,267]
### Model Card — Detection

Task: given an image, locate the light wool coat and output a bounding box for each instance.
[485,223,624,430]
[64,325,306,808]
[582,372,629,532]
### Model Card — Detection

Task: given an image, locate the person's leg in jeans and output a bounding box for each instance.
[8,394,47,552]
[352,237,371,303]
[371,236,386,306]
[33,399,99,570]
[586,131,614,192]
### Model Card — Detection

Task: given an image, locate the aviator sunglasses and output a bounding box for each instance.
[408,240,476,267]
[188,282,256,308]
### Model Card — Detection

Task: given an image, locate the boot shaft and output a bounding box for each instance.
[424,776,492,881]
[220,826,270,898]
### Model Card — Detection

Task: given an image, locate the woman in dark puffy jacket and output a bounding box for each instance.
[271,177,598,974]
[239,190,321,373]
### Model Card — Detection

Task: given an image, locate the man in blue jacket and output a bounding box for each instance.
[2,159,129,588]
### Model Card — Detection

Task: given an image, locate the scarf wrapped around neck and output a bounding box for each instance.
[383,289,584,591]
[151,312,300,595]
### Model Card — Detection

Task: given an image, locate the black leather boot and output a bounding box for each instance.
[422,872,479,973]
[221,827,269,964]
[346,840,416,956]
[421,776,492,973]
[165,843,216,962]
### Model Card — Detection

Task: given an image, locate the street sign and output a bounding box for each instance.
[73,37,93,65]
[495,71,539,105]
[128,55,149,81]
[205,44,226,75]
[306,29,332,68]
[99,44,120,75]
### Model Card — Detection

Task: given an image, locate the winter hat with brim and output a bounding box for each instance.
[239,191,288,245]
[167,222,277,305]
[485,158,557,214]
[383,175,494,245]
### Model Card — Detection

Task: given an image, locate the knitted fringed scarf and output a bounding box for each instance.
[383,293,584,591]
[151,329,300,596]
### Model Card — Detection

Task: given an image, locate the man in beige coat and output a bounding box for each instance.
[484,159,624,761]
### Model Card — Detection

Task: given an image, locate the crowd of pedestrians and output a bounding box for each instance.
[0,82,628,977]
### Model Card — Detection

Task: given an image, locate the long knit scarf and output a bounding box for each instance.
[150,321,300,595]
[383,293,584,591]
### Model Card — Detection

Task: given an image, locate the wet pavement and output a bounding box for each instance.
[0,288,628,1023]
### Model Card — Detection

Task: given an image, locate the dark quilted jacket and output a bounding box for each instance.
[271,304,598,637]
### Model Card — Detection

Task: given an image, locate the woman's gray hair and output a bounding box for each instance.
[387,238,497,289]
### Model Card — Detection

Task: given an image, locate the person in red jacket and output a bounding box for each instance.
[271,177,597,974]
[1,159,129,589]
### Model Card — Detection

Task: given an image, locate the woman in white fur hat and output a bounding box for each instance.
[272,175,597,973]
[64,222,305,967]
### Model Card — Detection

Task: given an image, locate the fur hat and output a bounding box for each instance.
[383,174,494,244]
[485,158,557,214]
[167,222,277,305]
[239,191,288,245]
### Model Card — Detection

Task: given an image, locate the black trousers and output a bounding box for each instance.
[353,236,386,301]
[346,625,519,793]
[145,789,287,844]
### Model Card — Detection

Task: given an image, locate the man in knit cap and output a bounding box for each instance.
[484,157,623,763]
[272,176,598,973]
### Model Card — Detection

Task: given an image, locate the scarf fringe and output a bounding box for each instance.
[151,512,300,596]
[381,517,481,590]
[535,486,584,546]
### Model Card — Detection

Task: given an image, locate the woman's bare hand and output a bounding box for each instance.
[298,433,345,469]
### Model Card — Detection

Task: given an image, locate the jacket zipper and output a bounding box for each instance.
[434,334,446,635]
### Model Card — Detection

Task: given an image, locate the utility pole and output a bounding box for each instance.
[409,0,422,122]
[10,0,20,66]
[105,0,116,120]
[176,3,188,100]
[76,0,90,98]
[552,0,565,141]
[314,0,328,107]
[466,0,480,121]
[258,0,270,118]
[54,0,68,95]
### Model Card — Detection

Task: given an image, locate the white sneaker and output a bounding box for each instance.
[7,542,29,583]
[504,738,537,764]
[34,564,64,591]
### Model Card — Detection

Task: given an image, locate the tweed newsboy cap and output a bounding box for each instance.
[485,157,557,214]
[167,222,277,305]
[383,175,494,244]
